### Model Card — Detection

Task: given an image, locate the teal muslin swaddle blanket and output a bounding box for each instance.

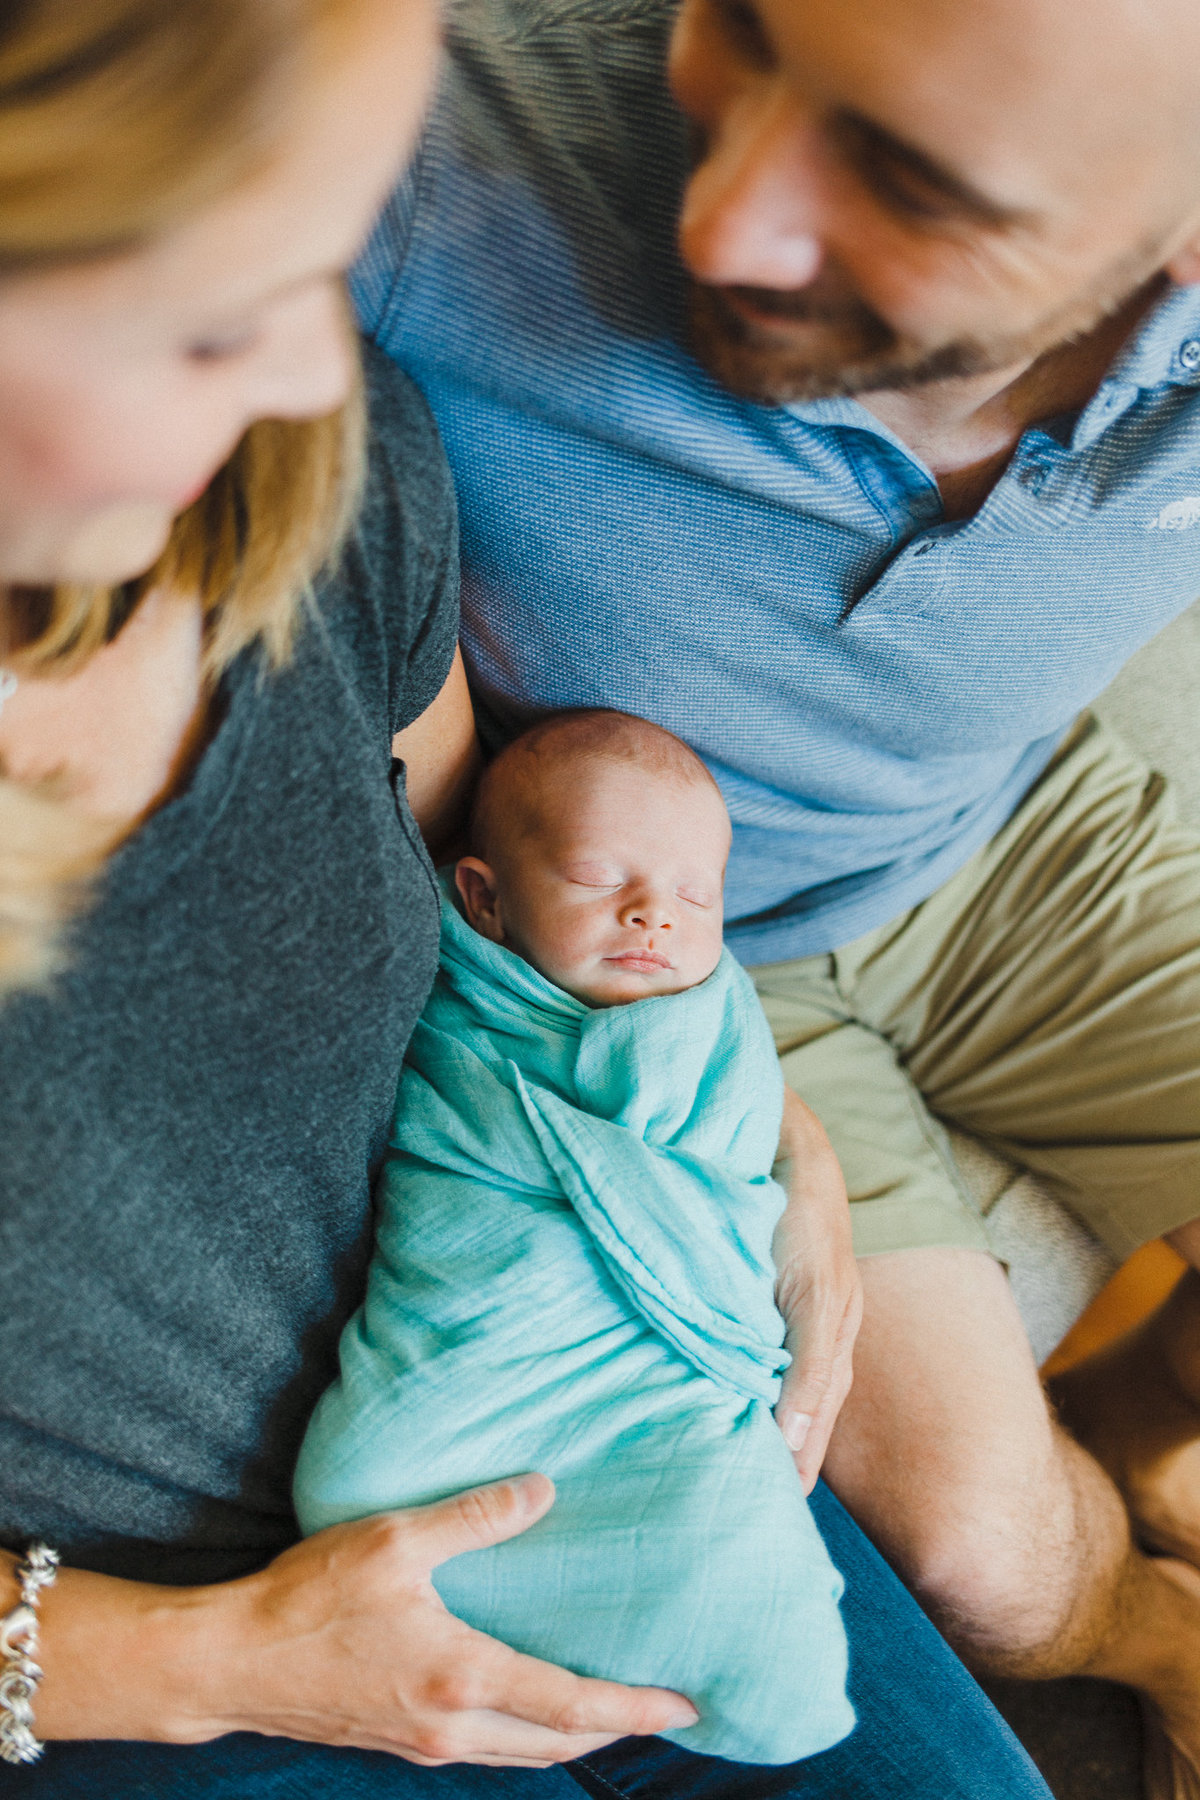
[295,891,853,1764]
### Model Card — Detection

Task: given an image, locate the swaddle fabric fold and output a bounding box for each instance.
[295,891,853,1763]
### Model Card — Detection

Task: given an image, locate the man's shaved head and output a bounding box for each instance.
[469,709,724,866]
[669,0,1200,403]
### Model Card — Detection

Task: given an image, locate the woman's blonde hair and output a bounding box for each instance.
[0,0,370,996]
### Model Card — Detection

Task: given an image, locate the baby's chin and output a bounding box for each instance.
[566,961,719,1009]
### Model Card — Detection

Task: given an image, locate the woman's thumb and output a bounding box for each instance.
[411,1473,556,1569]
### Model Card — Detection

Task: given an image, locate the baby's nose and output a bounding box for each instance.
[621,891,673,929]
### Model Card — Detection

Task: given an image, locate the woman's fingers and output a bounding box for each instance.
[221,1481,698,1764]
[381,1699,663,1767]
[399,1475,697,1743]
[400,1472,558,1570]
[467,1632,698,1740]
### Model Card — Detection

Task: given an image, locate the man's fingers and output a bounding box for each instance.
[776,1288,859,1482]
[779,1345,836,1425]
[777,1306,838,1444]
[780,1410,814,1454]
[402,1474,557,1570]
[791,1361,853,1493]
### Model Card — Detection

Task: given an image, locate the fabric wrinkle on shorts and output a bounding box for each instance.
[750,712,1200,1263]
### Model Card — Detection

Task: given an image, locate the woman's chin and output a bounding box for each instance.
[0,500,176,588]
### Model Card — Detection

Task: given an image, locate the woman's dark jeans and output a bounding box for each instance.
[4,1485,1052,1799]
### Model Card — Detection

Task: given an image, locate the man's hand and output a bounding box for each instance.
[34,1474,698,1762]
[772,1089,862,1494]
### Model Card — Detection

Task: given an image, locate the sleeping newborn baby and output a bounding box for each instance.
[294,710,853,1765]
[452,707,731,1008]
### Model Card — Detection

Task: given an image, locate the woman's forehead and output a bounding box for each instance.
[0,0,435,334]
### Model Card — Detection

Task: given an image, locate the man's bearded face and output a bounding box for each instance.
[687,256,1162,407]
[671,0,1199,410]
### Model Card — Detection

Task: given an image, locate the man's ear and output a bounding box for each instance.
[455,857,506,942]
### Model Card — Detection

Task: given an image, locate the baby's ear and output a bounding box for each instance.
[455,857,506,942]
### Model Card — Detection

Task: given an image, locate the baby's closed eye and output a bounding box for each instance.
[562,861,624,889]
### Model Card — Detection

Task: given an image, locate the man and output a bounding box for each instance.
[358,0,1200,1786]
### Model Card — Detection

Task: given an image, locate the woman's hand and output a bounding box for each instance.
[31,1474,698,1763]
[772,1088,862,1494]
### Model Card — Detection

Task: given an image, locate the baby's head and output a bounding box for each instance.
[455,711,731,1007]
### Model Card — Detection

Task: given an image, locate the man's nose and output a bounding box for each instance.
[677,87,825,290]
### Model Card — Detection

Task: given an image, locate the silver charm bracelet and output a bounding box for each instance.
[0,1544,59,1764]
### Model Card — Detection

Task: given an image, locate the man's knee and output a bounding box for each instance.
[834,1415,1098,1673]
[871,1422,1129,1677]
[899,1495,1073,1664]
[827,1247,1135,1675]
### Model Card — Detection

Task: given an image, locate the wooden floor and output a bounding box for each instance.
[1042,1238,1186,1375]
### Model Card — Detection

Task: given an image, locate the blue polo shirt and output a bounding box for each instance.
[356,0,1200,963]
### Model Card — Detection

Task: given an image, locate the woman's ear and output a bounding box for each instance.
[455,857,506,942]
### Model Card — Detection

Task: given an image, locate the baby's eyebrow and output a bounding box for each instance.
[560,860,623,882]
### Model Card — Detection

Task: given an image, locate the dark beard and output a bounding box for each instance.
[687,281,1033,404]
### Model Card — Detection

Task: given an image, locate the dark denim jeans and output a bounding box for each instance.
[2,1485,1051,1800]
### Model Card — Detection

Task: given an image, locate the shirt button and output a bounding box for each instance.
[1180,339,1200,372]
[912,540,937,556]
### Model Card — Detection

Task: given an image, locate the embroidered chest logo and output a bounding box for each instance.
[1146,496,1200,531]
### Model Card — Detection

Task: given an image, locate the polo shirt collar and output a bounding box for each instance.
[1101,280,1200,390]
[782,282,1200,459]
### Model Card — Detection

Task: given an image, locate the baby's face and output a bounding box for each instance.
[457,759,730,1007]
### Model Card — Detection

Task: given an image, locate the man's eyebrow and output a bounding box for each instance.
[829,109,1038,230]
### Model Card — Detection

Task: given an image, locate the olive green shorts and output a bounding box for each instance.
[750,715,1200,1263]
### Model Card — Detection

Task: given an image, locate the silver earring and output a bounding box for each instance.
[0,670,16,720]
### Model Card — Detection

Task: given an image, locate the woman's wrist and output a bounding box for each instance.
[15,1552,254,1745]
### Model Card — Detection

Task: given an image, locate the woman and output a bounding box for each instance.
[0,1,1052,1794]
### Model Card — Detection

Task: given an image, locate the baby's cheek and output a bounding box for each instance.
[698,920,725,972]
[537,919,605,992]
